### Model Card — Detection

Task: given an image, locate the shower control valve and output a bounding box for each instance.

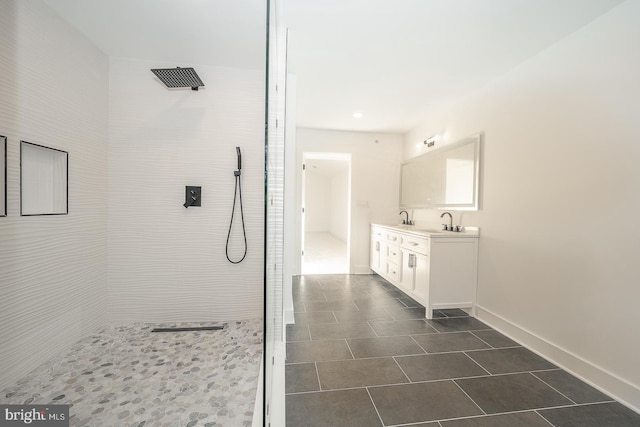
[183,186,201,208]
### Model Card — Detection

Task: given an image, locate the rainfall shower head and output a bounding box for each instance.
[151,67,204,91]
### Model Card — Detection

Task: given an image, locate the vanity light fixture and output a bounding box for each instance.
[424,136,437,147]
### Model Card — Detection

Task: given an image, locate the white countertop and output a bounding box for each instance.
[372,223,480,238]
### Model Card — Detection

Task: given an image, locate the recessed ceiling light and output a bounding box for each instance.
[352,112,363,119]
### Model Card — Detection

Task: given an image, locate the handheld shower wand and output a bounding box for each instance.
[226,147,247,263]
[236,147,242,174]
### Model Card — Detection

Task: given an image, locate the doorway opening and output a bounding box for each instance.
[301,153,351,274]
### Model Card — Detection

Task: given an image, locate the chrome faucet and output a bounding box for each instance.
[399,210,413,225]
[440,211,453,231]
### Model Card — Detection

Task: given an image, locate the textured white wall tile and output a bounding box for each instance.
[0,0,109,390]
[107,58,265,322]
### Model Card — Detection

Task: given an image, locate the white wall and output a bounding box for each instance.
[304,165,349,241]
[296,128,403,273]
[304,170,330,232]
[330,169,349,242]
[404,0,640,409]
[0,0,109,390]
[107,57,265,322]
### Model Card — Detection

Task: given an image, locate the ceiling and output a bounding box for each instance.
[43,0,624,134]
[282,0,624,133]
[42,0,267,70]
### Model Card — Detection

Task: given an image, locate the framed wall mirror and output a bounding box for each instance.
[0,136,5,216]
[20,141,68,216]
[400,134,481,210]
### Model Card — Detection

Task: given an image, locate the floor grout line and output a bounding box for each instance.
[313,362,322,392]
[451,379,488,416]
[531,371,579,405]
[365,387,386,427]
[469,330,496,349]
[534,409,559,427]
[344,337,356,360]
[461,350,492,376]
[408,335,429,355]
[391,356,412,384]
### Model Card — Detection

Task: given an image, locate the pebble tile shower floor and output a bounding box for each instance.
[286,274,640,427]
[1,318,262,426]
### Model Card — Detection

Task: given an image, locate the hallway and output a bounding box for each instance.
[285,274,640,426]
[302,232,348,275]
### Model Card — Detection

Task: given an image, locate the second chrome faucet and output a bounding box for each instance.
[440,211,463,232]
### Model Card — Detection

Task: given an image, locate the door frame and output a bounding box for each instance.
[300,152,352,274]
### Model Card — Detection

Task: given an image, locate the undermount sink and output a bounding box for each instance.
[396,225,444,234]
[413,228,448,234]
[416,228,446,233]
[396,224,417,230]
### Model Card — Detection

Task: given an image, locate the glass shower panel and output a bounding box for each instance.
[264,0,287,424]
[1,136,5,216]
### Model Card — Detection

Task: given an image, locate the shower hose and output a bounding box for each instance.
[225,170,247,263]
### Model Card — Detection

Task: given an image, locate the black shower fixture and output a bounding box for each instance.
[183,186,201,208]
[151,67,204,91]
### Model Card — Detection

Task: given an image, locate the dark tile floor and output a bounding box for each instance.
[285,274,640,427]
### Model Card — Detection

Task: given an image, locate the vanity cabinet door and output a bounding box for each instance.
[370,237,381,271]
[400,249,430,310]
[386,260,401,283]
[400,248,415,294]
[370,226,385,273]
[386,244,401,264]
[413,252,430,311]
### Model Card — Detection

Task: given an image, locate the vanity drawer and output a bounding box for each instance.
[386,261,401,282]
[401,235,430,255]
[371,225,385,239]
[386,231,401,244]
[386,244,401,263]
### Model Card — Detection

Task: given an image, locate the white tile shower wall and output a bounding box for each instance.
[295,129,403,273]
[0,1,109,390]
[403,0,640,409]
[107,57,265,322]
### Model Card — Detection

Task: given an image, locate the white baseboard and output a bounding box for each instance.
[351,264,372,274]
[433,302,472,310]
[475,305,640,413]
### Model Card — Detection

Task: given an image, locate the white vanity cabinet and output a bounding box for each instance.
[370,226,384,271]
[399,235,430,307]
[370,224,479,319]
[384,230,402,283]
